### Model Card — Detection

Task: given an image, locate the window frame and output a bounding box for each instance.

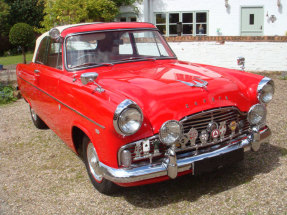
[154,11,209,36]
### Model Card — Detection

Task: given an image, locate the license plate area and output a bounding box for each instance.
[193,148,244,175]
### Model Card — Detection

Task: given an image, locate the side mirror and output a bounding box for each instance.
[80,72,105,93]
[237,57,245,71]
[81,72,99,85]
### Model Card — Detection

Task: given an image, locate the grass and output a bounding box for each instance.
[0,52,33,66]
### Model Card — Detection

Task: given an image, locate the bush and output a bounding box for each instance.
[9,23,35,63]
[0,84,17,105]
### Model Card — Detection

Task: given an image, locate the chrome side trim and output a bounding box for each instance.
[99,126,271,183]
[18,75,105,129]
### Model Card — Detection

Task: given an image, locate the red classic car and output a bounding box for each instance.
[16,22,274,194]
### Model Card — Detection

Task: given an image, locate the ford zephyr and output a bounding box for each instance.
[16,22,274,194]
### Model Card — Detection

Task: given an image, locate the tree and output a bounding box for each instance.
[5,0,45,29]
[87,0,118,22]
[41,0,139,31]
[9,23,35,64]
[0,0,10,36]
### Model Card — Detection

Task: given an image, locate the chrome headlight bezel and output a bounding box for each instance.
[247,104,267,125]
[113,99,143,136]
[159,120,183,146]
[257,77,275,104]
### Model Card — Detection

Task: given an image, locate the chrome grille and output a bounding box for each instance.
[178,107,250,152]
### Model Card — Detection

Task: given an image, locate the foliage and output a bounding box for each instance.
[9,23,35,63]
[0,0,10,36]
[0,84,17,105]
[9,23,34,47]
[5,0,45,29]
[41,0,139,31]
[41,0,88,31]
[87,0,118,22]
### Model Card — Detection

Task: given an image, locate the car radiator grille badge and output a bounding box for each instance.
[229,121,237,137]
[219,121,227,140]
[199,130,209,144]
[187,128,198,146]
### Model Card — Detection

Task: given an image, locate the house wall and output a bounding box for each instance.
[135,0,287,36]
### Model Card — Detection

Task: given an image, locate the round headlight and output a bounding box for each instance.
[159,120,183,146]
[257,77,274,104]
[113,99,143,136]
[247,104,266,125]
[118,108,142,135]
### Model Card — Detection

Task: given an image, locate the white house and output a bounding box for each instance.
[118,0,287,36]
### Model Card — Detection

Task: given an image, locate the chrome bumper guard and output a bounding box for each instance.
[99,126,271,184]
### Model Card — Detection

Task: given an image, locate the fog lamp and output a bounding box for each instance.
[248,104,266,125]
[120,150,132,168]
[159,120,183,146]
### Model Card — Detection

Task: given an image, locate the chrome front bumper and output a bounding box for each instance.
[99,126,271,184]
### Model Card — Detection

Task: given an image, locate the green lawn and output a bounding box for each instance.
[0,53,33,66]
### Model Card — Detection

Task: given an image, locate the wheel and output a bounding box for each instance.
[30,107,48,129]
[82,136,117,194]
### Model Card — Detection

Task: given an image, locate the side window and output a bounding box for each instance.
[35,36,48,65]
[47,41,63,69]
[119,32,133,55]
[35,36,63,69]
[134,31,168,57]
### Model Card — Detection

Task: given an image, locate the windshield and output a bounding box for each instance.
[65,30,176,70]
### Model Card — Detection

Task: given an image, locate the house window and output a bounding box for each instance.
[155,13,166,35]
[249,14,254,25]
[169,13,179,35]
[155,11,208,36]
[119,16,137,22]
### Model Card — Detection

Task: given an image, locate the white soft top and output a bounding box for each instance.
[32,23,98,62]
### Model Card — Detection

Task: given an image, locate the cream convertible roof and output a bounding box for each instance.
[32,23,98,62]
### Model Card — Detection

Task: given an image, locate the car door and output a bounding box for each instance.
[33,36,64,132]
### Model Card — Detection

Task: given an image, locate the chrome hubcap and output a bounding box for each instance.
[31,109,37,121]
[87,142,103,182]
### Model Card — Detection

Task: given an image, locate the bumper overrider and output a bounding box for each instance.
[99,126,271,184]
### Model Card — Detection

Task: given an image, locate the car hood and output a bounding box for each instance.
[97,60,261,133]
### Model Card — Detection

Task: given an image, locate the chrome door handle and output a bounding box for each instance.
[34,69,40,74]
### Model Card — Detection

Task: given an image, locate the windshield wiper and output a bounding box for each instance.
[70,62,113,69]
[116,57,157,62]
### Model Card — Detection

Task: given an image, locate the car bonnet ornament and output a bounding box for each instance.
[178,77,208,89]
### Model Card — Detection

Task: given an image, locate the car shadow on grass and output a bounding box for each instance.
[116,143,286,208]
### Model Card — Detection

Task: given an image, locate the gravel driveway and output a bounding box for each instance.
[0,74,286,215]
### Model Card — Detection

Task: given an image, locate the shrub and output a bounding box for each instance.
[9,23,34,64]
[0,84,17,104]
